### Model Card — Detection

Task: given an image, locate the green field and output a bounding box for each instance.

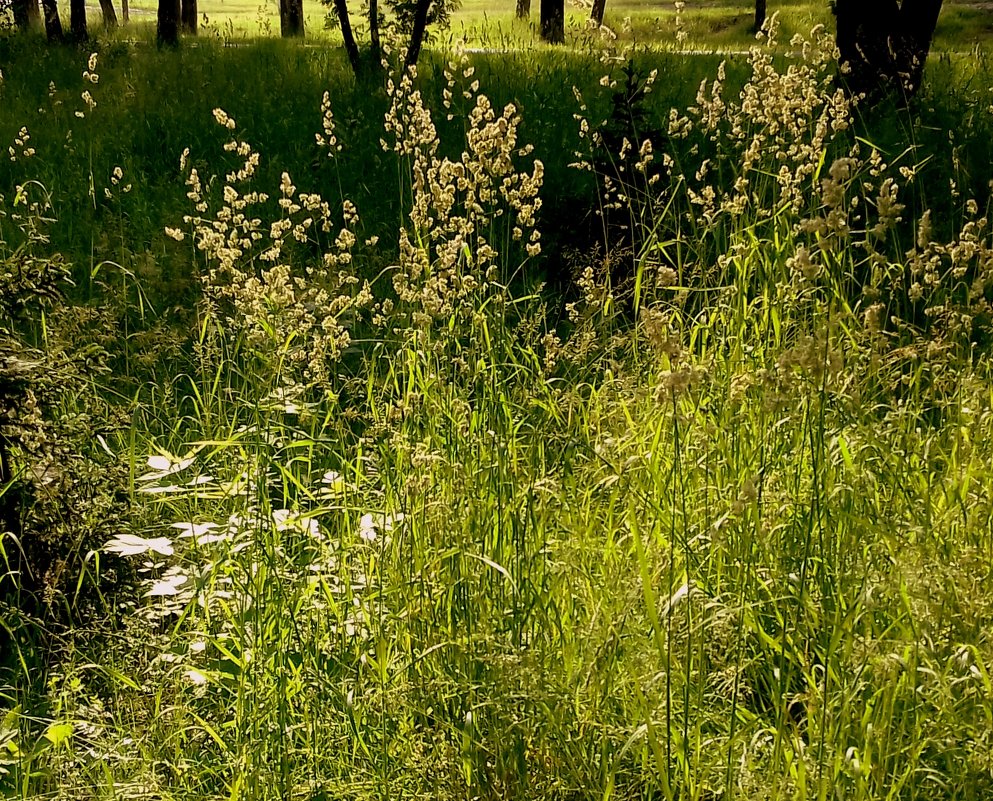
[2,6,993,801]
[68,0,993,48]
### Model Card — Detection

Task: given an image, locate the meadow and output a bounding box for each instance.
[2,6,993,801]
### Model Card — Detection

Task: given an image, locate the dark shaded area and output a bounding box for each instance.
[834,0,944,100]
[540,0,563,43]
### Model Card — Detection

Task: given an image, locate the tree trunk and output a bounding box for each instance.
[12,0,42,29]
[539,0,563,43]
[835,0,944,100]
[515,0,529,19]
[122,0,129,22]
[157,0,180,45]
[42,0,64,41]
[404,0,432,67]
[590,0,605,27]
[332,0,361,75]
[369,0,381,64]
[753,0,765,33]
[181,0,196,33]
[98,0,118,28]
[70,0,87,40]
[280,0,304,36]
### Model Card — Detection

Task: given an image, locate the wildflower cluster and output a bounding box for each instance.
[170,110,373,388]
[384,62,543,332]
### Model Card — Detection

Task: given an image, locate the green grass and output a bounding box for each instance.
[64,0,993,47]
[2,14,993,801]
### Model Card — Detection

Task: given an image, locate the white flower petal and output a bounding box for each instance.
[146,573,187,597]
[146,455,172,471]
[105,534,174,557]
[171,522,218,538]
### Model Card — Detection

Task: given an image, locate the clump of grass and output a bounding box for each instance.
[2,21,993,801]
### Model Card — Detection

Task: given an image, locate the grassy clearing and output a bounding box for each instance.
[2,16,993,801]
[66,0,993,47]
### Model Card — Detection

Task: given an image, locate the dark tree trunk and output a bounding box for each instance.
[590,0,605,27]
[69,0,87,40]
[332,0,361,75]
[157,0,180,45]
[181,0,196,32]
[539,0,563,43]
[834,0,944,100]
[122,0,129,22]
[280,0,304,36]
[42,0,64,41]
[753,0,765,33]
[515,0,529,19]
[98,0,118,28]
[12,0,42,29]
[404,0,432,67]
[369,0,380,64]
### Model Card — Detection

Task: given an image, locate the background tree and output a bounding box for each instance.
[280,0,303,36]
[369,0,381,63]
[180,0,196,32]
[69,0,86,40]
[590,0,605,27]
[99,0,118,28]
[516,0,529,19]
[754,0,765,32]
[539,0,562,42]
[324,0,455,74]
[41,0,63,41]
[157,0,179,44]
[11,0,42,30]
[834,0,944,99]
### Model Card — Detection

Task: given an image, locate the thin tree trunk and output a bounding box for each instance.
[539,0,563,43]
[42,0,64,41]
[12,0,42,29]
[181,0,196,32]
[157,0,180,45]
[122,0,129,22]
[280,0,304,36]
[332,0,361,75]
[70,0,87,40]
[369,0,381,65]
[515,0,529,20]
[98,0,118,28]
[404,0,432,67]
[753,0,766,33]
[590,0,605,27]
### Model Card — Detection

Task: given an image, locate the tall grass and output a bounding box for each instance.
[1,20,993,801]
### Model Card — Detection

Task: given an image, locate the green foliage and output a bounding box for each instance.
[1,21,993,801]
[0,179,135,681]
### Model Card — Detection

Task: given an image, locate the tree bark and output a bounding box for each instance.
[122,0,129,22]
[369,0,381,64]
[181,0,196,32]
[539,0,563,43]
[42,0,64,41]
[332,0,361,75]
[753,0,765,33]
[157,0,180,45]
[515,0,529,19]
[69,0,87,40]
[835,0,944,100]
[404,0,432,67]
[280,0,304,36]
[98,0,118,28]
[590,0,605,27]
[12,0,42,29]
